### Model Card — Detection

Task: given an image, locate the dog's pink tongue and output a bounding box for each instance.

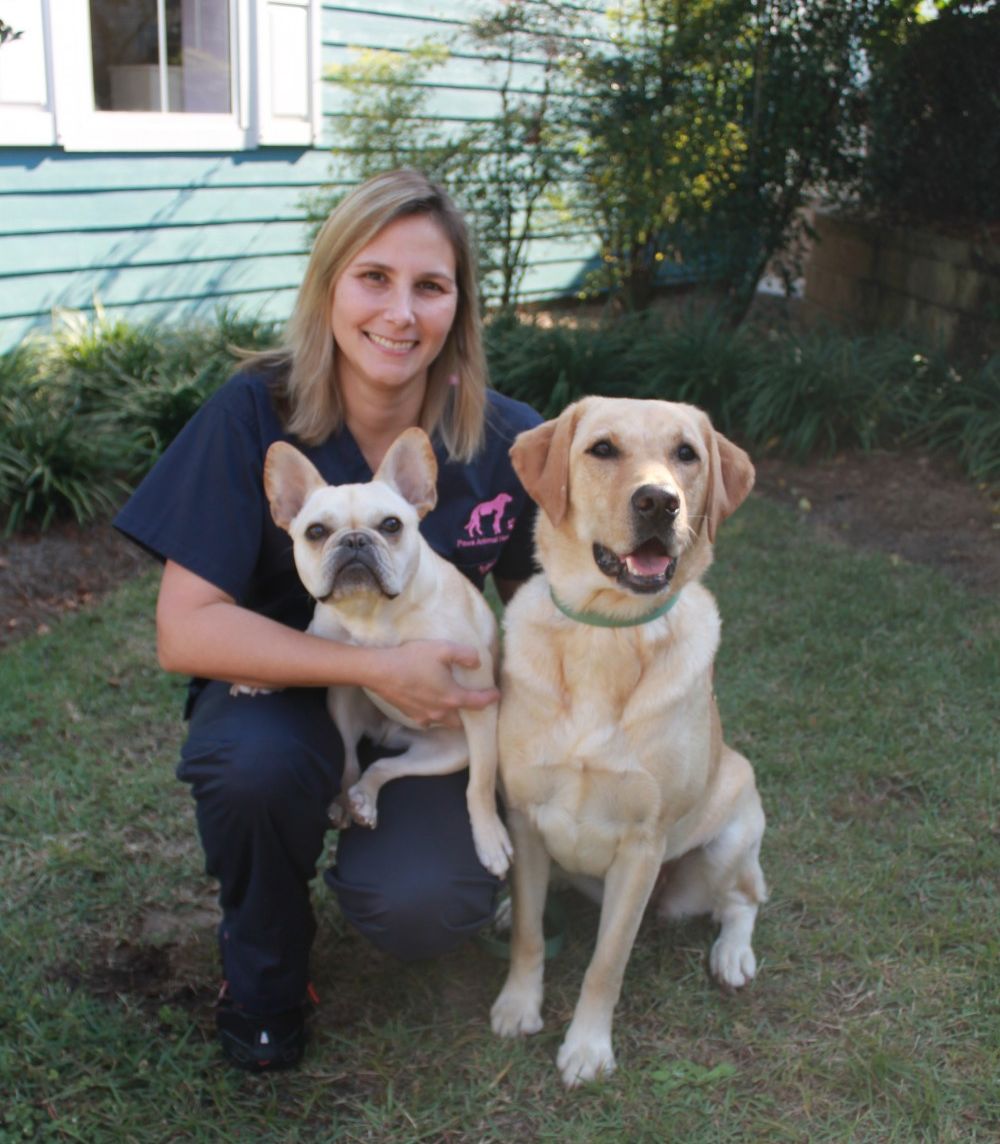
[625,551,672,577]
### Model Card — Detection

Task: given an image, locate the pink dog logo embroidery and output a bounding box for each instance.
[464,492,513,538]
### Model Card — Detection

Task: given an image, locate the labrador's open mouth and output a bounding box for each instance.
[593,540,677,594]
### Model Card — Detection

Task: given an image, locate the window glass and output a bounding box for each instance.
[89,0,231,113]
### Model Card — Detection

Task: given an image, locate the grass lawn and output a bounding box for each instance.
[1,494,997,1143]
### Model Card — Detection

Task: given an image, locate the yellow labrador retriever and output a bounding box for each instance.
[491,396,767,1087]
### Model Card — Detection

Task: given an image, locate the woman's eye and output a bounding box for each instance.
[677,443,699,463]
[418,280,444,293]
[379,517,402,535]
[587,439,619,459]
[305,523,328,542]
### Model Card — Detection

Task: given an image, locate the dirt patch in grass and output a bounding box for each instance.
[752,448,998,594]
[1,449,996,648]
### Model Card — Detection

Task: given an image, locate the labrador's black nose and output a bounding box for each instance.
[631,484,680,522]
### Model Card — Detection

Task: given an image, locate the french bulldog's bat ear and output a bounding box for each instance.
[375,427,438,519]
[263,441,328,531]
[509,402,582,526]
[703,421,755,543]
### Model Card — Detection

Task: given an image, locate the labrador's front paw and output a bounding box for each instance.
[556,1030,616,1088]
[710,936,757,990]
[491,981,544,1039]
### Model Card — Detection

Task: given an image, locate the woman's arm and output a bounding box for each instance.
[156,560,498,727]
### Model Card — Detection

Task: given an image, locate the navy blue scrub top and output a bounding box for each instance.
[114,368,541,711]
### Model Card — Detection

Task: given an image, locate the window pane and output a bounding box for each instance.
[89,0,231,113]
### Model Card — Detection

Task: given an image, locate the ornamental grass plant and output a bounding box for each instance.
[0,307,995,535]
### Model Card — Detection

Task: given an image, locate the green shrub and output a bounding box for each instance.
[734,330,931,459]
[0,347,137,533]
[0,308,994,536]
[904,354,1000,484]
[485,312,1000,479]
[0,308,280,533]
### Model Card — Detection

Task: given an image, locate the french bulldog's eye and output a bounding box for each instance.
[305,523,329,542]
[379,516,402,535]
[677,443,699,463]
[587,438,619,459]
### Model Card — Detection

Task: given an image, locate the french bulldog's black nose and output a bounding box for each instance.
[342,531,372,550]
[631,484,680,522]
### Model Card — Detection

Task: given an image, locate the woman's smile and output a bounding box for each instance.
[331,213,458,401]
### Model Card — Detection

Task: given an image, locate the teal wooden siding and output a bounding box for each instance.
[0,1,603,351]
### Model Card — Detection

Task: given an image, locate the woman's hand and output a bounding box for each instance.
[156,563,499,726]
[362,640,499,729]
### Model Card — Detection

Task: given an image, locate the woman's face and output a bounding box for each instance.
[330,212,459,405]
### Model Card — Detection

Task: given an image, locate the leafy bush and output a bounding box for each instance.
[0,308,279,533]
[0,308,994,535]
[0,340,137,532]
[901,355,1000,484]
[484,312,1000,477]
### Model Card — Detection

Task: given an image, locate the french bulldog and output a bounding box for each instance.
[262,426,512,878]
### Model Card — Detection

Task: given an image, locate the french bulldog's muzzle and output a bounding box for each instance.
[319,530,398,601]
[593,483,683,595]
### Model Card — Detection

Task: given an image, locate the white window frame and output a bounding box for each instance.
[0,0,320,151]
[0,1,57,144]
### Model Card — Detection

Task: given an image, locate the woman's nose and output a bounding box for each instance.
[383,286,415,324]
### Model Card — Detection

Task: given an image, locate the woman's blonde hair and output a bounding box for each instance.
[255,169,487,461]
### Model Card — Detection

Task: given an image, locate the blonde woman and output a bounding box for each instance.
[115,170,541,1070]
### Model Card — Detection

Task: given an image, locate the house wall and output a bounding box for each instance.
[0,0,601,351]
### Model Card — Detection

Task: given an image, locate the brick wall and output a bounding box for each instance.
[804,212,998,354]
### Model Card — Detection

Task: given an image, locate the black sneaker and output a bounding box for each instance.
[215,983,317,1072]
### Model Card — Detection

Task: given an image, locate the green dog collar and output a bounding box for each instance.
[550,587,680,628]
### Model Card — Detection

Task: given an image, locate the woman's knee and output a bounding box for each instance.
[189,735,337,814]
[178,684,344,817]
[328,862,497,961]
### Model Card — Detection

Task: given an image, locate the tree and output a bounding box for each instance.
[546,0,911,322]
[314,12,563,310]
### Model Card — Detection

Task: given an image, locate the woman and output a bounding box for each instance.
[114,170,541,1070]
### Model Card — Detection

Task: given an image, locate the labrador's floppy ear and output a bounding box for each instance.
[264,442,329,532]
[704,425,755,543]
[509,403,582,527]
[374,426,438,519]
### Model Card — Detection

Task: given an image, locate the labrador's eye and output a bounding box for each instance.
[677,443,699,463]
[587,438,619,459]
[305,523,328,542]
[379,517,402,535]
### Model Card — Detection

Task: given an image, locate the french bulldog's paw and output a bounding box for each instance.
[327,797,353,830]
[490,984,543,1039]
[229,684,274,697]
[348,786,378,829]
[472,814,513,878]
[557,1032,616,1088]
[710,937,757,990]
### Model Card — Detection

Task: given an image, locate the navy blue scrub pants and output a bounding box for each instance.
[177,680,499,1015]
